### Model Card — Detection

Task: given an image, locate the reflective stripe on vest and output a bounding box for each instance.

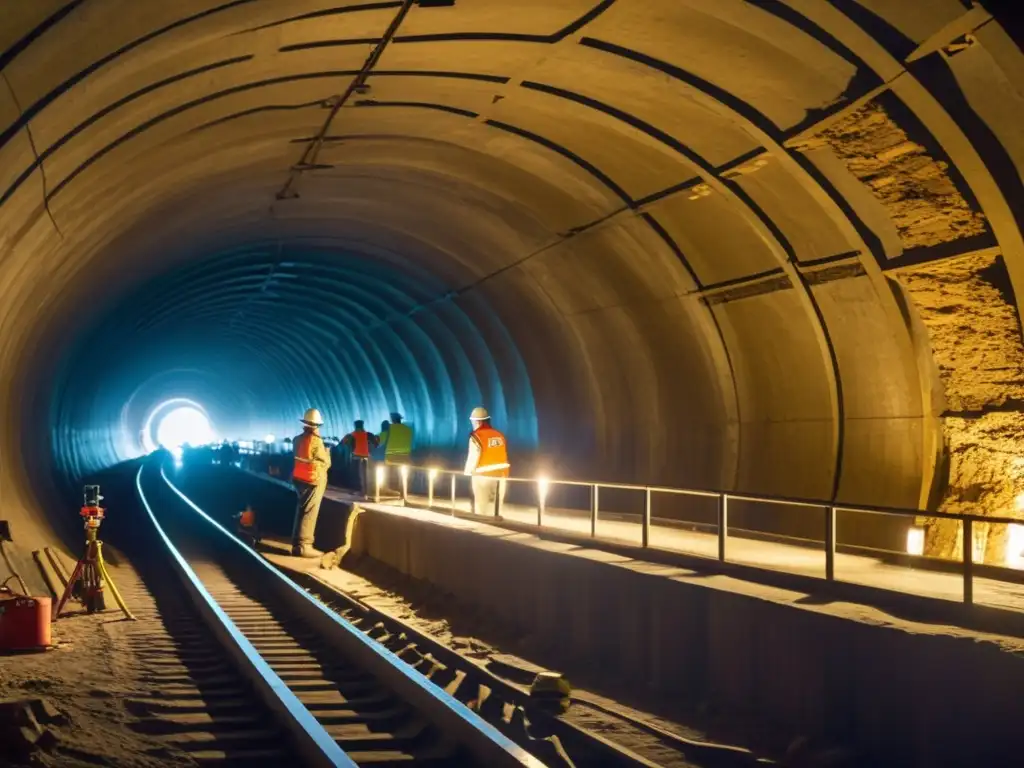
[292,432,319,483]
[348,430,370,457]
[472,427,509,477]
[385,422,412,456]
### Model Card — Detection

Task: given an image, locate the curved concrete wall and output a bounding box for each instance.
[0,2,1022,557]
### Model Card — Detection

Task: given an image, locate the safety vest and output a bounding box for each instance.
[239,509,256,528]
[385,422,413,457]
[293,431,321,483]
[472,426,510,477]
[346,430,372,458]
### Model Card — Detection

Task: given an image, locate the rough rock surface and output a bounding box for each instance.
[894,251,1024,562]
[814,101,988,250]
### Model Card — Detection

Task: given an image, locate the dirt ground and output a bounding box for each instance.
[0,562,193,768]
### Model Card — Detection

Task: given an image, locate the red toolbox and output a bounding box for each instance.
[0,588,51,651]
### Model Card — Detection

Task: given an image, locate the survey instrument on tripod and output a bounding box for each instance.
[53,485,135,621]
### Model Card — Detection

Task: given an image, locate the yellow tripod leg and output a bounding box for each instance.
[95,542,136,621]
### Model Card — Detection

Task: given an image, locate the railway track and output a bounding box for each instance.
[277,561,771,768]
[134,460,538,767]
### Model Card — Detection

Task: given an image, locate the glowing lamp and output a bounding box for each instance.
[906,526,925,557]
[1006,524,1024,569]
[264,434,276,444]
[400,465,409,480]
[375,465,384,485]
[429,467,439,480]
[537,476,550,501]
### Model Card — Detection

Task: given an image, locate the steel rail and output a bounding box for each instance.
[149,462,542,767]
[135,464,356,767]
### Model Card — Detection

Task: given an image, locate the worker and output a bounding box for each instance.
[291,408,331,558]
[381,412,413,466]
[235,506,260,548]
[464,407,510,516]
[342,420,377,497]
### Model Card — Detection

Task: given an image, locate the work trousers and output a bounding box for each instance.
[351,457,369,496]
[292,478,326,550]
[472,476,507,516]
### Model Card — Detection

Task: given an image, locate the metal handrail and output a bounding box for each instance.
[373,462,1023,607]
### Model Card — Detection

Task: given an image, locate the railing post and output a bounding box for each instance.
[642,487,651,548]
[427,472,434,509]
[825,505,836,581]
[450,474,456,515]
[538,486,545,527]
[400,466,408,502]
[590,484,599,537]
[718,493,728,562]
[963,517,974,605]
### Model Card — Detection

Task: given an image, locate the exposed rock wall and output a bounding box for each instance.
[894,251,1024,563]
[814,101,988,250]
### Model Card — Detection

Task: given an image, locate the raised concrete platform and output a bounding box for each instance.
[342,500,1024,768]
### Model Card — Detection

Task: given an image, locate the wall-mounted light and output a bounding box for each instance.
[537,476,549,527]
[906,525,925,556]
[428,468,439,508]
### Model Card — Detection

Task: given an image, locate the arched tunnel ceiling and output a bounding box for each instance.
[1,0,1023,555]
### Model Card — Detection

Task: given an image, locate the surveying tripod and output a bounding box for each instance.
[53,486,134,621]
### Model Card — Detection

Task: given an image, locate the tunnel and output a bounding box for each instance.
[2,1,1023,565]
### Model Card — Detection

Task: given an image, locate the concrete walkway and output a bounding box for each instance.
[391,493,1024,614]
[248,469,1024,614]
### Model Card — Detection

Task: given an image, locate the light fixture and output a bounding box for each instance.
[537,476,550,501]
[906,526,925,557]
[1007,524,1024,569]
[264,434,276,444]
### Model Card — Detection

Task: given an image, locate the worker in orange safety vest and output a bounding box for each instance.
[342,420,378,498]
[464,407,510,516]
[291,408,331,557]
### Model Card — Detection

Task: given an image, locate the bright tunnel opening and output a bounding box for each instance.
[156,407,216,459]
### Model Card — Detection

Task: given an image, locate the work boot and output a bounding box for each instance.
[298,546,323,559]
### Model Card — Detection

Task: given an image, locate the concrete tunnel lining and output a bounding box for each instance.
[0,1,1021,563]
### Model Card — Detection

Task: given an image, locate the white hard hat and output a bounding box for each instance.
[470,407,489,421]
[301,408,323,425]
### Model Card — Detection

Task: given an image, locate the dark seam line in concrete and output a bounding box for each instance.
[578,36,783,141]
[727,178,847,503]
[484,119,633,205]
[188,99,330,134]
[240,1,404,33]
[741,0,868,69]
[370,70,511,83]
[519,80,715,174]
[700,267,786,293]
[0,56,252,209]
[351,100,479,118]
[0,72,62,239]
[787,152,889,271]
[0,0,259,156]
[883,233,1001,271]
[797,250,863,269]
[279,37,383,52]
[555,0,619,39]
[716,147,768,174]
[44,70,356,201]
[702,276,794,305]
[640,213,702,289]
[0,0,85,73]
[632,177,703,207]
[802,262,867,286]
[827,0,919,61]
[908,53,1024,244]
